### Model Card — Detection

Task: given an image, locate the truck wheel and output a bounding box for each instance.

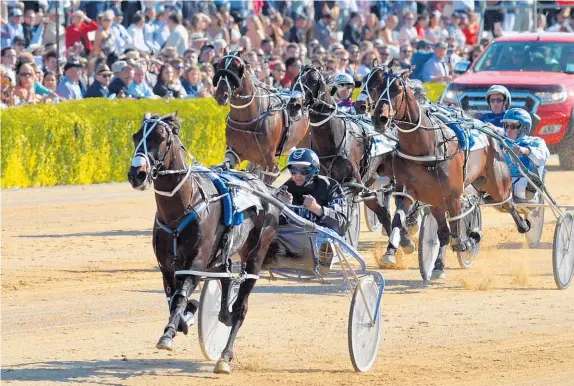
[558,112,574,170]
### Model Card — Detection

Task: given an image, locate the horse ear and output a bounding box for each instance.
[144,112,151,120]
[245,62,252,72]
[354,79,362,88]
[330,86,337,96]
[401,68,413,79]
[372,57,378,67]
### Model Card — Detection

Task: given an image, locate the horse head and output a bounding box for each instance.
[128,112,182,191]
[213,52,249,106]
[370,66,417,131]
[287,65,329,120]
[355,65,387,115]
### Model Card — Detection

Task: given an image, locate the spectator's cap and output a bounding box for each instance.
[435,41,448,49]
[190,32,208,42]
[96,64,113,75]
[10,8,23,17]
[294,13,307,20]
[416,40,431,50]
[213,39,227,50]
[111,60,129,73]
[431,10,441,19]
[373,39,386,48]
[156,4,166,13]
[64,58,82,72]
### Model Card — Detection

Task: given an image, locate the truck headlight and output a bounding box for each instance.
[535,89,567,105]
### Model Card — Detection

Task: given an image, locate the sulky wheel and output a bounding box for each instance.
[348,276,382,372]
[198,280,238,361]
[346,194,361,249]
[525,193,545,249]
[552,212,574,290]
[418,209,444,282]
[457,206,482,269]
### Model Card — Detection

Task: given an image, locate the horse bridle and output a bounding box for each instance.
[131,118,196,197]
[214,54,257,109]
[291,67,339,126]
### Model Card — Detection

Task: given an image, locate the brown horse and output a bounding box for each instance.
[357,66,530,278]
[287,65,416,255]
[127,113,280,374]
[213,53,309,183]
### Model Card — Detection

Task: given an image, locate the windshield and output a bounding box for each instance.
[473,41,574,73]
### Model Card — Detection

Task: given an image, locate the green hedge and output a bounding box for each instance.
[1,98,229,188]
[1,83,444,189]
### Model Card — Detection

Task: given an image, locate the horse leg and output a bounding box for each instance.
[382,195,410,265]
[483,181,531,235]
[156,276,199,351]
[446,197,479,253]
[364,195,392,237]
[430,207,450,280]
[218,278,234,327]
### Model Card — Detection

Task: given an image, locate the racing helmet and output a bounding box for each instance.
[502,108,532,137]
[334,72,354,87]
[287,148,320,185]
[486,85,511,110]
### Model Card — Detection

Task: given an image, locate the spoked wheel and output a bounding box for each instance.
[198,280,238,360]
[418,210,442,282]
[552,212,574,290]
[457,206,482,269]
[346,194,361,249]
[348,276,382,372]
[525,194,545,248]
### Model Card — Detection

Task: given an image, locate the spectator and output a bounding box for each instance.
[1,67,16,108]
[65,10,99,55]
[356,50,379,78]
[261,39,275,57]
[325,56,338,76]
[422,41,452,83]
[399,12,418,44]
[42,71,58,91]
[183,48,199,68]
[150,5,170,49]
[284,43,300,61]
[93,10,117,57]
[380,15,399,47]
[467,45,485,65]
[1,8,24,48]
[42,50,59,73]
[55,58,83,100]
[127,62,156,99]
[446,12,467,48]
[247,15,266,48]
[288,14,307,44]
[415,14,429,39]
[347,44,361,71]
[1,47,18,71]
[84,64,112,98]
[547,8,573,32]
[315,13,335,49]
[165,13,189,56]
[280,57,302,88]
[111,9,132,54]
[154,63,185,98]
[199,45,215,65]
[181,66,205,98]
[108,60,134,98]
[128,12,152,53]
[462,12,479,46]
[343,12,362,48]
[363,14,380,41]
[398,44,414,69]
[270,60,286,88]
[206,12,230,43]
[22,8,43,47]
[190,33,209,50]
[200,63,215,81]
[334,49,351,74]
[13,62,40,105]
[375,44,392,66]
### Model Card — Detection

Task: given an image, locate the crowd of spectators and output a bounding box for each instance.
[1,0,573,109]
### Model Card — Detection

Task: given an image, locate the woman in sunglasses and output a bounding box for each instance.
[497,108,549,202]
[480,84,511,128]
[332,72,357,114]
[13,62,40,105]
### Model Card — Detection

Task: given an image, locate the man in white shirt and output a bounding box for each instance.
[165,13,189,56]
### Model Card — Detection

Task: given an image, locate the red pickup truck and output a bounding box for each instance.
[439,33,574,169]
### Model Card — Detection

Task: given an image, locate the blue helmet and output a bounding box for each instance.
[287,148,320,184]
[486,85,511,110]
[502,108,532,137]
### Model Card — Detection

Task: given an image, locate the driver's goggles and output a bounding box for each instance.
[503,122,521,131]
[287,165,314,175]
[337,84,353,90]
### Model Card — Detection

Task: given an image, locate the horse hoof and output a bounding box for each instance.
[401,240,416,255]
[156,336,174,351]
[431,269,446,280]
[214,360,232,375]
[379,253,397,268]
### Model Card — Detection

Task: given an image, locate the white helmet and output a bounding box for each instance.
[486,85,511,110]
[334,72,354,86]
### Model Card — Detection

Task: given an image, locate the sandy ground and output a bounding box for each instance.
[3,165,574,385]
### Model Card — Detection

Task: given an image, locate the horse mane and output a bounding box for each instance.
[386,65,427,104]
[145,112,182,135]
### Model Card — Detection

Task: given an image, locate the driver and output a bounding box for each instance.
[481,84,511,127]
[499,108,550,202]
[332,73,357,114]
[269,148,348,274]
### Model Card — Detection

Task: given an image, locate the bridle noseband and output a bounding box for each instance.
[290,67,339,125]
[214,54,257,109]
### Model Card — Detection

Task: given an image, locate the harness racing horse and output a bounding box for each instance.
[287,65,416,255]
[358,66,530,278]
[213,53,309,183]
[127,113,280,374]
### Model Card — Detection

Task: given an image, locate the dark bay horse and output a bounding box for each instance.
[287,65,416,255]
[127,113,280,374]
[213,53,309,183]
[358,66,530,278]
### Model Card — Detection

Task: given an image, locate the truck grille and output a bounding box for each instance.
[459,89,540,117]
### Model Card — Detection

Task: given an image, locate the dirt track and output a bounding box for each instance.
[3,167,574,385]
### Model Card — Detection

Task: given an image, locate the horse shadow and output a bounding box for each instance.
[18,230,153,238]
[496,241,552,250]
[0,358,215,385]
